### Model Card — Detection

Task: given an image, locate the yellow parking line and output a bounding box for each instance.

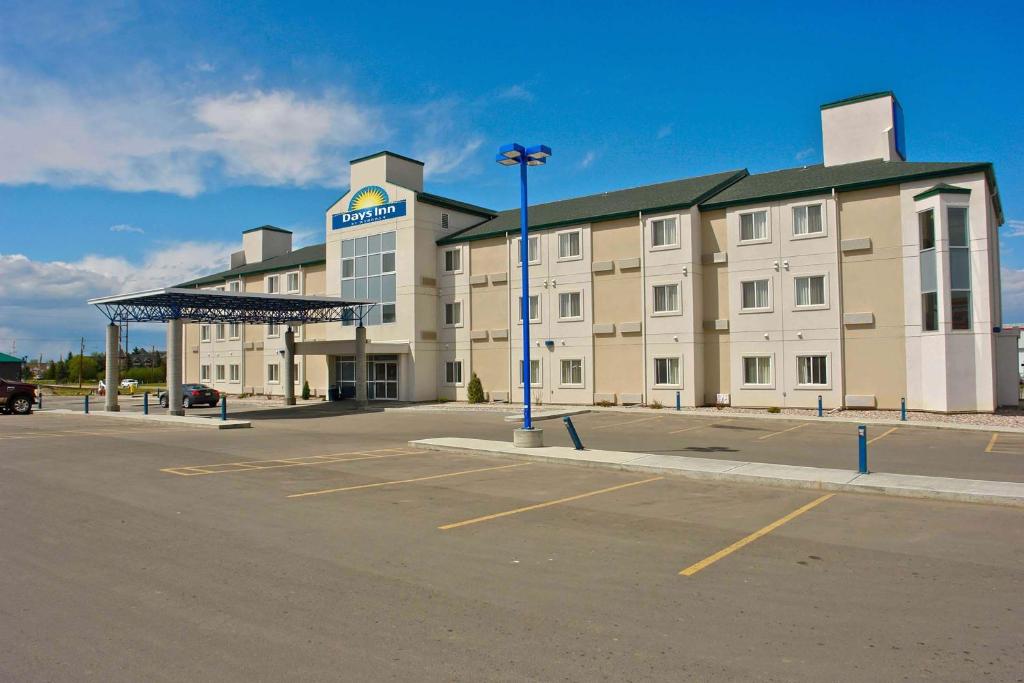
[756,422,808,440]
[867,427,898,445]
[288,462,530,498]
[680,493,835,577]
[438,476,663,530]
[161,449,415,476]
[985,433,999,453]
[591,415,664,430]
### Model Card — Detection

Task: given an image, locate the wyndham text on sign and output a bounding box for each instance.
[332,200,407,230]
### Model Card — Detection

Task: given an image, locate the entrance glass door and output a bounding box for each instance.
[367,355,398,400]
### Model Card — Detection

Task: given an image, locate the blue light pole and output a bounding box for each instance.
[497,143,551,431]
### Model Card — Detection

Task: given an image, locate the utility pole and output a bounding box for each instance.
[78,337,85,389]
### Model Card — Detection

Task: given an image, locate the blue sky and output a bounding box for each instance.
[1,0,1021,360]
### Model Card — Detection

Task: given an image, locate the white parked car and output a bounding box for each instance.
[120,379,140,388]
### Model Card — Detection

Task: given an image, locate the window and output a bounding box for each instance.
[228,323,241,339]
[516,235,541,266]
[558,291,582,320]
[794,275,826,308]
[518,294,541,323]
[742,356,772,386]
[267,363,280,383]
[293,363,300,384]
[740,211,768,242]
[228,280,241,292]
[560,358,584,387]
[793,204,823,236]
[654,357,680,386]
[215,364,225,381]
[444,248,462,273]
[919,209,938,331]
[919,209,935,250]
[200,364,210,381]
[229,364,240,382]
[519,358,541,386]
[267,275,279,294]
[558,230,582,259]
[922,292,939,331]
[797,355,828,386]
[949,207,971,330]
[444,361,463,385]
[444,301,462,327]
[200,325,210,342]
[741,279,770,311]
[267,323,280,337]
[652,283,680,314]
[286,272,300,293]
[651,217,678,248]
[341,231,397,326]
[215,323,226,341]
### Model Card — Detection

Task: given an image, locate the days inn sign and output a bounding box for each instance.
[332,185,407,230]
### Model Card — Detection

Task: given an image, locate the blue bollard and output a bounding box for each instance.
[858,425,868,474]
[900,397,907,422]
[84,394,89,414]
[817,395,823,417]
[676,390,681,411]
[221,395,227,421]
[143,392,149,415]
[563,415,584,450]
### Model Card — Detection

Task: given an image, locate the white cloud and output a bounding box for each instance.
[578,151,598,170]
[795,147,816,161]
[110,223,144,234]
[1004,219,1024,238]
[495,85,534,101]
[656,124,672,139]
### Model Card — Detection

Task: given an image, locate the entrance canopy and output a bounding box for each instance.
[88,287,373,324]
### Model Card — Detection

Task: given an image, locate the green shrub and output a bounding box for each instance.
[301,380,311,400]
[766,406,781,414]
[467,373,485,403]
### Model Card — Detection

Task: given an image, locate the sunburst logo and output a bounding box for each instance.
[349,186,389,211]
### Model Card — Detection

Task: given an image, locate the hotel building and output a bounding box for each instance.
[180,92,1017,412]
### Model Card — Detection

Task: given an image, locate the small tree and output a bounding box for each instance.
[301,380,311,400]
[467,373,485,403]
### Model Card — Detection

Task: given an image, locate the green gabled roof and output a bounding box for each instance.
[820,91,894,110]
[0,352,22,363]
[913,183,972,201]
[700,159,1000,220]
[177,243,326,288]
[241,224,291,235]
[418,192,497,218]
[438,169,747,244]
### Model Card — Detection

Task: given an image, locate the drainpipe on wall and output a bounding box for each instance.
[506,233,513,403]
[639,210,648,405]
[833,186,846,410]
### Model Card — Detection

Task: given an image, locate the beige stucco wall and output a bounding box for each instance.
[839,185,907,408]
[184,323,200,383]
[700,209,730,404]
[468,237,509,399]
[592,217,643,401]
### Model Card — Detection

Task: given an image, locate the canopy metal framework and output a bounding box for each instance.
[87,287,374,416]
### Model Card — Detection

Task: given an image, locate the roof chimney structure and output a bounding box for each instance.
[821,91,906,167]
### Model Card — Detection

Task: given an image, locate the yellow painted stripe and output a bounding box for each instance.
[160,449,414,476]
[867,427,898,445]
[591,415,663,430]
[756,422,808,440]
[288,462,530,498]
[438,476,663,530]
[680,493,835,577]
[985,433,999,453]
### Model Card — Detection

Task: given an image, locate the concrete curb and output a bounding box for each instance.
[41,408,251,429]
[409,437,1024,508]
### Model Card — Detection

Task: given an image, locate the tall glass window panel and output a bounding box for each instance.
[949,207,970,330]
[922,292,939,331]
[341,230,397,326]
[919,209,935,250]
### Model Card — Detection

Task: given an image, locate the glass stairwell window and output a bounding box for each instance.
[949,207,971,330]
[341,231,397,326]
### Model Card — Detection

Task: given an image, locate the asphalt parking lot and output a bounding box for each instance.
[2,409,1021,681]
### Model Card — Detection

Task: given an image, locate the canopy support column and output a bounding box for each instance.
[104,323,120,412]
[355,323,367,408]
[283,327,296,406]
[166,318,184,416]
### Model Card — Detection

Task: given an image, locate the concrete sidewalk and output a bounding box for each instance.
[411,437,1024,507]
[41,408,251,429]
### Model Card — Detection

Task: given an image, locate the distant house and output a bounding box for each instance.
[0,352,23,381]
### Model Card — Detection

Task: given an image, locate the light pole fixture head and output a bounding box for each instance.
[524,144,551,161]
[498,143,525,161]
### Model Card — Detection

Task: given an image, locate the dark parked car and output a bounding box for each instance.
[0,378,38,415]
[159,384,220,409]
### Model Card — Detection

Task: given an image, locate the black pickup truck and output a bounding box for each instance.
[0,378,37,415]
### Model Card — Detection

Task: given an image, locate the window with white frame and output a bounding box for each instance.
[519,358,541,387]
[558,291,582,320]
[654,357,680,386]
[229,364,240,382]
[267,323,280,337]
[200,324,210,342]
[266,275,279,294]
[919,209,938,331]
[560,358,584,386]
[267,363,280,383]
[557,230,582,260]
[286,272,300,293]
[792,204,824,236]
[949,206,971,330]
[444,301,462,327]
[652,283,680,314]
[516,235,541,266]
[444,247,462,273]
[740,211,768,242]
[742,356,772,386]
[228,280,241,292]
[444,360,463,385]
[794,275,826,308]
[228,322,241,339]
[215,323,226,341]
[200,364,210,381]
[741,279,770,311]
[518,294,541,323]
[651,217,678,248]
[215,364,225,381]
[797,355,828,386]
[341,231,397,326]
